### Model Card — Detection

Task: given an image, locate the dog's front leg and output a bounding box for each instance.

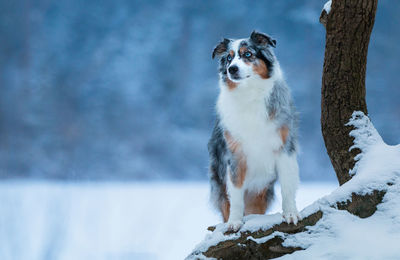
[226,165,245,231]
[276,153,300,225]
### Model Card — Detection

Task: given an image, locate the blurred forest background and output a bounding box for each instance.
[0,0,399,181]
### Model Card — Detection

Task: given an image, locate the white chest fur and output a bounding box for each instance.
[217,77,282,190]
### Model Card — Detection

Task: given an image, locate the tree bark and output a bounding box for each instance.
[321,0,377,185]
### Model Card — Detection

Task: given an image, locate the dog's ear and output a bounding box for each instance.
[212,38,230,59]
[250,31,276,48]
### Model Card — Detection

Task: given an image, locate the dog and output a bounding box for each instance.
[208,31,300,231]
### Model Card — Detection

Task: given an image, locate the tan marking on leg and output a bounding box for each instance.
[224,131,239,153]
[229,159,247,188]
[220,185,230,222]
[279,125,289,145]
[224,131,247,188]
[221,201,230,222]
[244,188,268,215]
[226,78,238,90]
[252,59,269,79]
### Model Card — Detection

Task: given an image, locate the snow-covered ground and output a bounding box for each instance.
[0,181,336,260]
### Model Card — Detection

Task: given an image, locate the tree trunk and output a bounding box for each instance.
[320,0,377,185]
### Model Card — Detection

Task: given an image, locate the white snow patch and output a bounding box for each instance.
[242,213,283,232]
[247,231,285,244]
[323,0,332,14]
[347,111,383,175]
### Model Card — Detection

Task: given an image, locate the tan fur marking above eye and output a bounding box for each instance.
[224,131,247,188]
[252,59,269,79]
[226,78,238,90]
[279,125,289,145]
[239,47,248,55]
[229,50,234,57]
[244,188,268,215]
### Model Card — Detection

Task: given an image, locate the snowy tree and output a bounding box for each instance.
[187,0,400,259]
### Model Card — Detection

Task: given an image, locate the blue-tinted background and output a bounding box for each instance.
[1,0,399,182]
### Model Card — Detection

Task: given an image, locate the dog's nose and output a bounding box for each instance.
[228,65,238,74]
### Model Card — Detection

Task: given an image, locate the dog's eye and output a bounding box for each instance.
[244,52,252,58]
[227,55,232,62]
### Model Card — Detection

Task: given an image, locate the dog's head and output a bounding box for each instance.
[212,31,276,86]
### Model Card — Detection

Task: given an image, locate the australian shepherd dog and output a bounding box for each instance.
[208,31,300,231]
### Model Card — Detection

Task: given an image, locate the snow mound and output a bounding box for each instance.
[283,111,400,259]
[347,111,383,175]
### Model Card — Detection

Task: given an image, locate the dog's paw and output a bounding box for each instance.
[282,210,301,225]
[227,219,243,232]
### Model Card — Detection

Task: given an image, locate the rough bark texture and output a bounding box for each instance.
[336,190,386,218]
[321,0,377,185]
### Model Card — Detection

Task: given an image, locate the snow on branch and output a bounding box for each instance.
[323,0,332,14]
[346,111,383,175]
[347,111,382,151]
[320,0,332,27]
